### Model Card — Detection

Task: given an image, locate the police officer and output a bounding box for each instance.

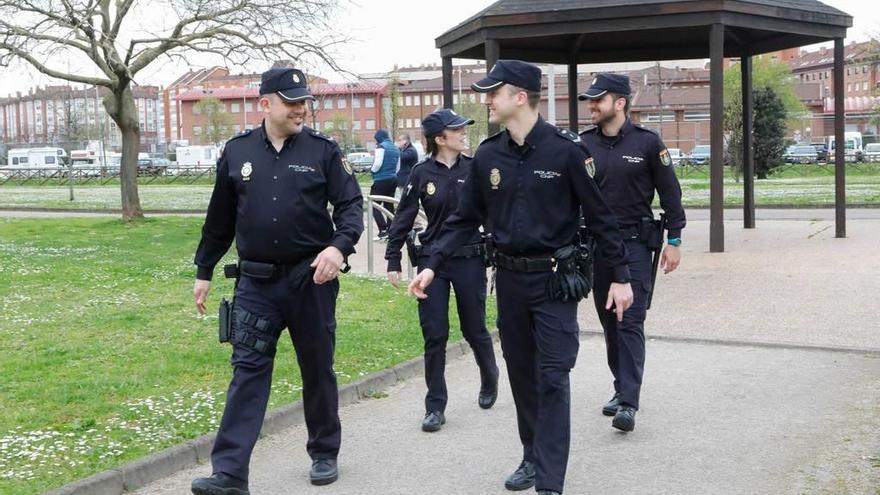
[190,67,363,495]
[578,73,686,432]
[386,109,499,432]
[409,60,634,495]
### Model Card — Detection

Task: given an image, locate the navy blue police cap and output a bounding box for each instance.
[578,73,631,100]
[259,67,315,102]
[421,109,475,137]
[471,59,542,93]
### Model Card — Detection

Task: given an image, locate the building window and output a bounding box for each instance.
[352,97,361,108]
[863,66,868,74]
[413,118,420,129]
[193,126,202,136]
[352,120,362,130]
[365,119,376,130]
[824,71,829,79]
[847,83,852,92]
[397,118,404,129]
[683,111,709,121]
[846,68,851,75]
[365,97,375,108]
[404,96,412,107]
[863,81,869,91]
[643,112,675,122]
[230,102,240,113]
[405,119,412,128]
[413,95,421,106]
[244,102,254,113]
[323,99,333,110]
[337,98,346,109]
[433,94,441,106]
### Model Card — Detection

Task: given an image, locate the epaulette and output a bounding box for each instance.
[555,127,581,143]
[634,123,660,136]
[227,128,253,143]
[480,129,505,145]
[411,155,431,171]
[579,125,598,136]
[460,152,473,160]
[310,129,335,142]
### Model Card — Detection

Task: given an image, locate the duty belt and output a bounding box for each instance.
[415,243,485,259]
[495,252,555,272]
[619,226,640,241]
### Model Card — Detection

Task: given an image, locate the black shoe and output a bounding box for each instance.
[537,491,561,495]
[612,406,636,432]
[602,392,621,416]
[309,458,338,485]
[478,372,499,409]
[421,411,446,432]
[504,460,536,491]
[191,473,249,495]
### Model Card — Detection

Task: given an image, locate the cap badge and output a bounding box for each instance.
[489,168,501,189]
[592,77,598,85]
[292,73,301,84]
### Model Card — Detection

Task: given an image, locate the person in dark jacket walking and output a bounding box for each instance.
[370,129,400,239]
[396,132,420,191]
[385,109,499,432]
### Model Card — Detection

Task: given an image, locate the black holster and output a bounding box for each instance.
[482,232,497,268]
[639,216,663,249]
[218,297,233,343]
[405,228,421,264]
[546,245,593,302]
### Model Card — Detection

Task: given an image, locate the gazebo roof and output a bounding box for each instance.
[436,0,853,63]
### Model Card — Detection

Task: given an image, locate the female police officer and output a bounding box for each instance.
[385,109,499,432]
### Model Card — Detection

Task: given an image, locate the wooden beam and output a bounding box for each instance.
[442,57,454,110]
[486,39,501,136]
[710,22,725,252]
[742,53,755,229]
[833,38,846,238]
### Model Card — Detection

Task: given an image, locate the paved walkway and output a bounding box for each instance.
[128,210,880,494]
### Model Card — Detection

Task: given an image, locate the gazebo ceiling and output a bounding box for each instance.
[436,0,853,63]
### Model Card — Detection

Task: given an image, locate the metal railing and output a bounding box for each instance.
[365,194,427,279]
[0,166,216,185]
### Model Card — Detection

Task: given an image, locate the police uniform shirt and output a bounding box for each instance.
[194,124,364,280]
[384,154,481,272]
[425,118,631,283]
[579,119,686,239]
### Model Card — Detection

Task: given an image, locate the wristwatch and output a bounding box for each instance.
[667,237,682,247]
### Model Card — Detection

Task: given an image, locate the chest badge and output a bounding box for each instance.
[660,148,672,167]
[584,157,596,178]
[489,168,501,190]
[426,181,436,196]
[241,162,253,181]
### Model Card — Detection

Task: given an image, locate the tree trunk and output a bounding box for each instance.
[104,86,144,220]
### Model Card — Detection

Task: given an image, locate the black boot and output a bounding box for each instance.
[421,411,446,432]
[612,406,636,432]
[309,458,338,485]
[504,460,536,491]
[191,473,249,495]
[602,392,621,416]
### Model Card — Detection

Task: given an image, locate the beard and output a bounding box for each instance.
[590,105,616,126]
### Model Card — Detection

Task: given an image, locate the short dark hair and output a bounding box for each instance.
[507,85,541,109]
[610,92,631,114]
[398,132,411,144]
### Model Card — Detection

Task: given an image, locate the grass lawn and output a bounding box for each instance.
[1,166,878,211]
[0,216,493,494]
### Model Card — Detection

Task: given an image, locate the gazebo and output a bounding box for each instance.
[435,0,852,252]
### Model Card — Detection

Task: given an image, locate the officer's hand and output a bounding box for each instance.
[311,246,345,285]
[660,245,681,274]
[194,279,211,315]
[408,269,434,299]
[387,271,402,288]
[606,282,633,322]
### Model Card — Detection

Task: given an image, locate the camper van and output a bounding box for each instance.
[176,145,220,168]
[4,147,67,169]
[828,132,864,162]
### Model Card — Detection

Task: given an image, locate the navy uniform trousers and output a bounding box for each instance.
[495,268,580,494]
[593,239,652,410]
[417,254,498,413]
[211,270,340,482]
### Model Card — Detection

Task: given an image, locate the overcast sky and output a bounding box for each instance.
[0,0,876,97]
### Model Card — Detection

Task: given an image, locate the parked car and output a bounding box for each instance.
[787,145,819,164]
[667,148,683,166]
[864,143,880,162]
[137,157,171,176]
[686,145,711,165]
[811,143,828,162]
[346,152,373,173]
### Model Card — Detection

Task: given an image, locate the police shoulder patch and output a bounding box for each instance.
[659,148,672,167]
[584,157,596,178]
[556,127,581,143]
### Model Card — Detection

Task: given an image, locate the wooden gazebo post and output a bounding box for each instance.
[742,52,756,229]
[486,39,501,136]
[710,23,725,252]
[442,56,453,109]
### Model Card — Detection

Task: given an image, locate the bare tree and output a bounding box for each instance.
[0,0,346,219]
